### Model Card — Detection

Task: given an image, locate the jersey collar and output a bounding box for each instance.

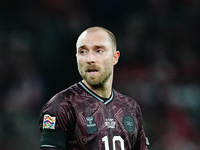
[78,81,113,105]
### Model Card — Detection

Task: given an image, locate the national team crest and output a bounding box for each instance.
[43,114,56,129]
[123,115,135,133]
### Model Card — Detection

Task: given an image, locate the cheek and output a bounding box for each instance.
[77,60,84,72]
[77,57,85,65]
[107,55,115,64]
[101,58,114,69]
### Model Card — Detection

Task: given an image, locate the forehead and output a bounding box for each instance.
[76,30,112,49]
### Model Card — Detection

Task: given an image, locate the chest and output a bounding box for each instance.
[72,99,139,149]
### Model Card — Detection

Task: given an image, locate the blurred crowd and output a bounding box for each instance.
[0,0,199,150]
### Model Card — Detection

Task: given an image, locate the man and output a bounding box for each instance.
[39,26,149,150]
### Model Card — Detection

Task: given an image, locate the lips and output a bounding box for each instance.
[86,67,99,73]
[87,69,98,73]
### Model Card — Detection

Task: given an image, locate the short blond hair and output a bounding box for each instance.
[81,26,117,51]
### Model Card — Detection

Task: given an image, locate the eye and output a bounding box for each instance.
[96,49,103,53]
[79,49,87,54]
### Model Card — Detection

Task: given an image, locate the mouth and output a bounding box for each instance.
[87,69,98,73]
[86,67,99,74]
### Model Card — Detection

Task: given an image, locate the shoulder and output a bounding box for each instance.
[113,89,142,112]
[39,83,81,129]
[113,89,144,126]
[42,83,82,113]
[113,89,138,105]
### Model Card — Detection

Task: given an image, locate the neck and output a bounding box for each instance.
[82,78,113,98]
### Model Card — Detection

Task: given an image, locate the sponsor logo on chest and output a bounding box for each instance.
[105,118,116,128]
[86,116,98,133]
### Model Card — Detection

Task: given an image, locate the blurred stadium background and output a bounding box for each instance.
[0,0,199,149]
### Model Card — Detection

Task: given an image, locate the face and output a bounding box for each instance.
[76,30,119,87]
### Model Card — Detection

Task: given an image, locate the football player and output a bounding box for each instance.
[39,26,149,150]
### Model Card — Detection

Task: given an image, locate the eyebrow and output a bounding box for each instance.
[78,45,107,50]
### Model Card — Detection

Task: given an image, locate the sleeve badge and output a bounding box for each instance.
[43,114,56,129]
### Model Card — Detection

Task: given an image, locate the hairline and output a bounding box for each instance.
[77,26,117,52]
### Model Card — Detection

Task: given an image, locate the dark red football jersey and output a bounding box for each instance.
[39,82,148,150]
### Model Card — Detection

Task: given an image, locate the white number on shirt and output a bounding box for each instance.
[102,136,124,150]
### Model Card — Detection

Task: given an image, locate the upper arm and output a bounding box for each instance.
[39,95,75,149]
[133,105,149,150]
[40,129,68,149]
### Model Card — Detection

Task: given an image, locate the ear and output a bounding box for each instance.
[113,51,120,65]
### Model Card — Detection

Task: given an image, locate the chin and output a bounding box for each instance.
[85,78,104,87]
[83,74,111,87]
[87,80,101,86]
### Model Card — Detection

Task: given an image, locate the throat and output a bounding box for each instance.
[82,80,111,98]
[93,88,109,98]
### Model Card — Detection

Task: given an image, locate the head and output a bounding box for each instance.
[76,26,120,88]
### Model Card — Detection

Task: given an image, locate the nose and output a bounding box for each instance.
[86,52,95,64]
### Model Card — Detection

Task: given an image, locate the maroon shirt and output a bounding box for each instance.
[39,82,148,150]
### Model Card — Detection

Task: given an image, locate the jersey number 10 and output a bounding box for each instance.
[102,136,125,150]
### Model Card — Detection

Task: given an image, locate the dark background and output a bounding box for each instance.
[0,0,200,149]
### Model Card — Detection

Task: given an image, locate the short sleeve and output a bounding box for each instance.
[133,104,149,150]
[39,93,76,149]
